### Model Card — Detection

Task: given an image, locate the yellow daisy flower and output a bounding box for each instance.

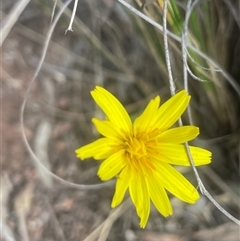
[75,86,211,228]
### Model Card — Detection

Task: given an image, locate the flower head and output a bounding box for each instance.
[75,86,211,228]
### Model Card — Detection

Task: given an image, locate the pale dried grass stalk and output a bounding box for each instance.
[0,0,31,46]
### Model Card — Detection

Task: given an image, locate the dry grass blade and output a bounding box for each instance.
[83,199,132,241]
[34,120,53,188]
[58,0,130,73]
[0,0,31,46]
[118,0,240,96]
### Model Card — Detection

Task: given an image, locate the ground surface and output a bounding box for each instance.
[2,1,240,241]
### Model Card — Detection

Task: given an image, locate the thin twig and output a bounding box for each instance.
[181,0,194,125]
[57,0,132,73]
[162,0,201,211]
[163,0,175,95]
[185,47,222,72]
[182,0,218,83]
[51,0,58,23]
[65,0,79,34]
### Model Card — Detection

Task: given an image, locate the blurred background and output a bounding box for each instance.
[1,0,240,240]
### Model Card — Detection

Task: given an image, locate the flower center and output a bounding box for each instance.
[123,128,160,171]
[125,136,147,159]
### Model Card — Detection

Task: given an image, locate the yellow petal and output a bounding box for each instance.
[155,90,190,131]
[158,126,199,143]
[97,149,126,181]
[91,86,132,134]
[153,162,199,203]
[157,144,212,166]
[111,165,131,208]
[92,118,125,140]
[129,170,150,228]
[133,96,160,134]
[146,171,173,217]
[75,138,115,160]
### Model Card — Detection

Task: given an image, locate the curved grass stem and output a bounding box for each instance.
[20,0,113,191]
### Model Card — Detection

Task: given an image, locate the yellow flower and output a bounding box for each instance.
[75,86,211,228]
